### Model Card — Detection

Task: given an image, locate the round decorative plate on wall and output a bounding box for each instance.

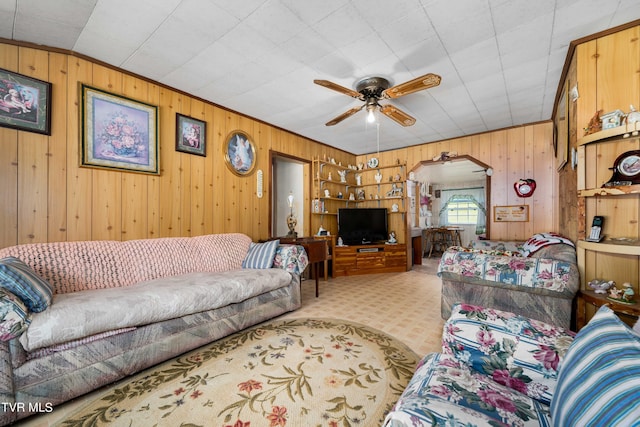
[367,157,379,168]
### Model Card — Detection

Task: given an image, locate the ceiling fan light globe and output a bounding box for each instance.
[367,108,376,123]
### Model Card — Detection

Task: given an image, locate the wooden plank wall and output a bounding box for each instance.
[1,41,560,250]
[0,43,355,249]
[356,121,557,242]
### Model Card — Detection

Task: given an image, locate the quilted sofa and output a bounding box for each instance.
[0,233,306,425]
[438,233,579,329]
[384,303,640,426]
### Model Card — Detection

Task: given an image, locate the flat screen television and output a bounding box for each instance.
[338,208,388,245]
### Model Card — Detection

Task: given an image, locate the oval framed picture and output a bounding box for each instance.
[224,130,256,176]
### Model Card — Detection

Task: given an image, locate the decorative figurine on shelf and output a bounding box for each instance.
[357,189,366,200]
[609,286,622,300]
[608,282,636,304]
[391,203,399,212]
[349,193,355,200]
[337,192,343,199]
[324,189,330,198]
[338,169,347,183]
[337,237,344,246]
[375,172,383,183]
[588,279,614,294]
[600,109,625,130]
[355,174,362,186]
[387,231,397,244]
[327,172,332,181]
[386,183,403,198]
[624,105,640,137]
[317,225,326,236]
[584,110,603,136]
[623,283,636,303]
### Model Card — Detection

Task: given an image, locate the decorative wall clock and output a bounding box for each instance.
[514,179,536,197]
[604,150,640,186]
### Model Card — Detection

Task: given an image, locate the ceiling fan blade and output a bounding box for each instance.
[314,79,362,99]
[325,106,364,126]
[380,104,416,126]
[382,73,441,99]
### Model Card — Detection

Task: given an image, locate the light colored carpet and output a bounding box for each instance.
[53,318,420,427]
[19,258,445,426]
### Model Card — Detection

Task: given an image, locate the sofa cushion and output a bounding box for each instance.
[0,288,31,341]
[0,256,53,312]
[19,268,294,351]
[242,240,279,269]
[551,306,640,426]
[443,303,575,406]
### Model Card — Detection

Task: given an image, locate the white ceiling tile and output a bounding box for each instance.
[5,0,640,154]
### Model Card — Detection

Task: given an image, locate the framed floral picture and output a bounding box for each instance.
[176,113,206,156]
[80,84,159,175]
[0,68,52,135]
[224,130,256,176]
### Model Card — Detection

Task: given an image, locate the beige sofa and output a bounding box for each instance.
[0,233,304,425]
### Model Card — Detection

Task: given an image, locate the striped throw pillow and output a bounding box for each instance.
[0,256,53,312]
[551,305,640,426]
[242,240,279,269]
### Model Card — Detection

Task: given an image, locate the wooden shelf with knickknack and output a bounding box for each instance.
[576,125,640,328]
[311,157,410,275]
[311,157,408,237]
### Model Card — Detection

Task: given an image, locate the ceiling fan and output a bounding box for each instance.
[314,73,441,127]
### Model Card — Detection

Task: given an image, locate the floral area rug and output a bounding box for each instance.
[57,318,419,427]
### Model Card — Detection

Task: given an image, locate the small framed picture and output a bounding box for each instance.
[176,113,206,156]
[224,130,256,176]
[0,68,52,135]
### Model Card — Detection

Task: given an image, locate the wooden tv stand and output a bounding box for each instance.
[333,243,407,276]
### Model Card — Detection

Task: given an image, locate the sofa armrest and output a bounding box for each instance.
[441,303,575,406]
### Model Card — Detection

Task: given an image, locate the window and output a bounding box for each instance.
[445,197,479,225]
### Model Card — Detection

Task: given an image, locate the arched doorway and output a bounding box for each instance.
[410,155,492,246]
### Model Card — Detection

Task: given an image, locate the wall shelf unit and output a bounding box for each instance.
[311,157,410,276]
[577,126,640,327]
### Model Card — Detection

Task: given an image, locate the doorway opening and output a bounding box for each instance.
[410,155,492,246]
[270,152,310,238]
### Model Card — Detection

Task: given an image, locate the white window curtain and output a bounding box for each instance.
[438,187,486,234]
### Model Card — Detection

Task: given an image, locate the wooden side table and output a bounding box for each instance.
[278,237,328,297]
[576,289,640,329]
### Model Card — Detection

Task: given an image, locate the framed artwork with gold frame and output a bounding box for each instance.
[224,130,256,176]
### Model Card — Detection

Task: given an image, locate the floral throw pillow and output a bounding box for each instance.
[442,303,575,406]
[0,287,31,341]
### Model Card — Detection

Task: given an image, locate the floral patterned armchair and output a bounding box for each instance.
[384,303,640,427]
[437,233,579,329]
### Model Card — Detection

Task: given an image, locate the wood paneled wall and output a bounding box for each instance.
[0,43,354,249]
[1,41,559,249]
[356,121,558,242]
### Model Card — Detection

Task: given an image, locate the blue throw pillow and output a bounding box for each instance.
[0,257,53,312]
[242,240,279,269]
[551,305,640,426]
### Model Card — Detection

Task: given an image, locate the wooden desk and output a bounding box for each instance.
[576,289,640,329]
[279,237,327,297]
